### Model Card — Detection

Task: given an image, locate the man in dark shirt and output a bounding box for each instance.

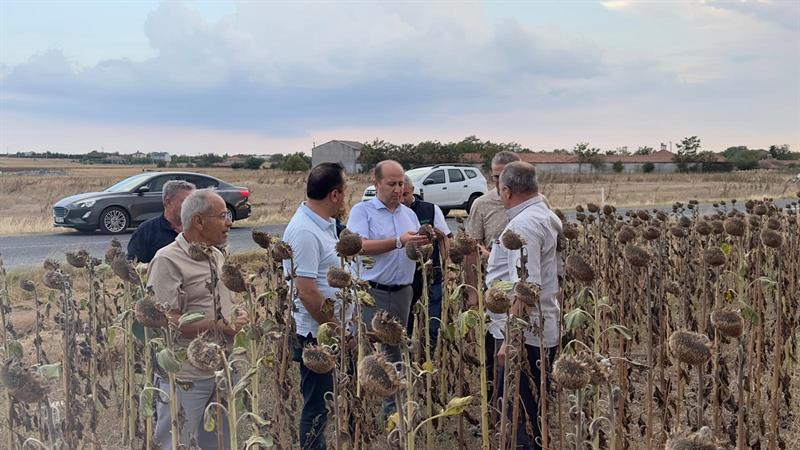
[401,175,452,347]
[127,180,195,263]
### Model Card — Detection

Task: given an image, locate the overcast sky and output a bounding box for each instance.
[1,0,798,155]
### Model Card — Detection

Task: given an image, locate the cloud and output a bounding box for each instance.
[0,0,797,153]
[1,1,606,136]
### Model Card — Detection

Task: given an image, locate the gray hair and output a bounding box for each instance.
[491,151,521,167]
[403,175,413,189]
[162,180,196,203]
[180,188,219,230]
[499,161,538,195]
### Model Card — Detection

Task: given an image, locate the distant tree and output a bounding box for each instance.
[156,160,167,168]
[268,153,285,168]
[674,136,702,172]
[635,146,654,155]
[612,161,624,173]
[282,153,310,172]
[195,153,224,167]
[572,142,604,171]
[769,144,798,160]
[642,162,655,173]
[243,156,265,170]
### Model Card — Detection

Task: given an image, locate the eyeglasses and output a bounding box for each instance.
[201,211,229,221]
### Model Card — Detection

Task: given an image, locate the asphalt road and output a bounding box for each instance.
[1,199,795,270]
[0,218,461,270]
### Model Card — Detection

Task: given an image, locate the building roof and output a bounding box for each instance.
[316,139,364,150]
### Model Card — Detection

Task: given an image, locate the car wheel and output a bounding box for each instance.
[99,207,130,234]
[465,194,482,214]
[226,205,236,222]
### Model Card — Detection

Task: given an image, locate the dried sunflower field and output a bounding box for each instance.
[1,195,799,449]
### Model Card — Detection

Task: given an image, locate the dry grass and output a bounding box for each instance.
[1,157,798,235]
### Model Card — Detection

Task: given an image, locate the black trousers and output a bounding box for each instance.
[497,344,557,450]
[293,333,334,450]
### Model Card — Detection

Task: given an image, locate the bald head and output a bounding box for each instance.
[373,160,405,210]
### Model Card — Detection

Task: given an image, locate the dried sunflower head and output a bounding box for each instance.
[679,216,692,228]
[669,330,711,366]
[563,224,579,241]
[417,224,435,241]
[187,337,223,373]
[326,267,351,289]
[449,246,464,264]
[669,226,686,239]
[65,249,90,268]
[221,262,248,293]
[302,345,336,374]
[624,244,651,268]
[760,228,783,248]
[251,230,273,250]
[485,287,512,314]
[723,217,745,237]
[586,203,600,214]
[565,254,595,283]
[576,352,611,385]
[0,360,48,403]
[405,241,423,261]
[766,217,781,230]
[617,226,636,244]
[602,205,614,216]
[694,221,711,236]
[43,258,60,272]
[271,241,294,262]
[104,240,124,264]
[111,256,140,284]
[134,297,168,328]
[452,232,478,256]
[371,310,406,346]
[19,279,36,293]
[336,229,363,257]
[42,270,65,290]
[501,229,525,251]
[710,309,743,338]
[643,226,661,241]
[552,354,590,390]
[514,281,539,306]
[702,248,726,267]
[753,203,768,216]
[358,354,403,397]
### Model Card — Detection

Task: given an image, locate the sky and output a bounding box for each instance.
[0,0,798,156]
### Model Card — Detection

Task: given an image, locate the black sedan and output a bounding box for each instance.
[53,171,252,234]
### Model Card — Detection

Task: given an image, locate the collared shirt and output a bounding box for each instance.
[282,203,353,338]
[465,189,507,248]
[485,195,563,348]
[347,197,421,285]
[127,213,178,263]
[147,233,236,380]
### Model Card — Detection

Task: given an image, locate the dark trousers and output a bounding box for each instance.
[294,333,334,450]
[408,275,443,345]
[498,344,556,450]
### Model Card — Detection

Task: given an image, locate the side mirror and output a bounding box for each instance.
[136,185,150,195]
[422,179,434,186]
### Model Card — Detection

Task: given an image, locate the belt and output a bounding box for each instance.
[368,281,409,292]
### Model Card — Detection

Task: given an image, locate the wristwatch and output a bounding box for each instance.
[395,235,403,249]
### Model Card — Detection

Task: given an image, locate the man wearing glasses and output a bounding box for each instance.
[147,188,249,449]
[464,151,520,407]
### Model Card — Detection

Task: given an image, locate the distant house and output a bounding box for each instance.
[312,140,364,173]
[149,152,171,164]
[131,151,147,159]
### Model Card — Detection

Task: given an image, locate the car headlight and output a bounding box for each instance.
[74,199,96,208]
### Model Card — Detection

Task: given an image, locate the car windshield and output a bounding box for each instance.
[104,173,154,193]
[405,168,428,183]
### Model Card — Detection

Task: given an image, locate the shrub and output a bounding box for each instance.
[642,162,655,173]
[612,161,624,173]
